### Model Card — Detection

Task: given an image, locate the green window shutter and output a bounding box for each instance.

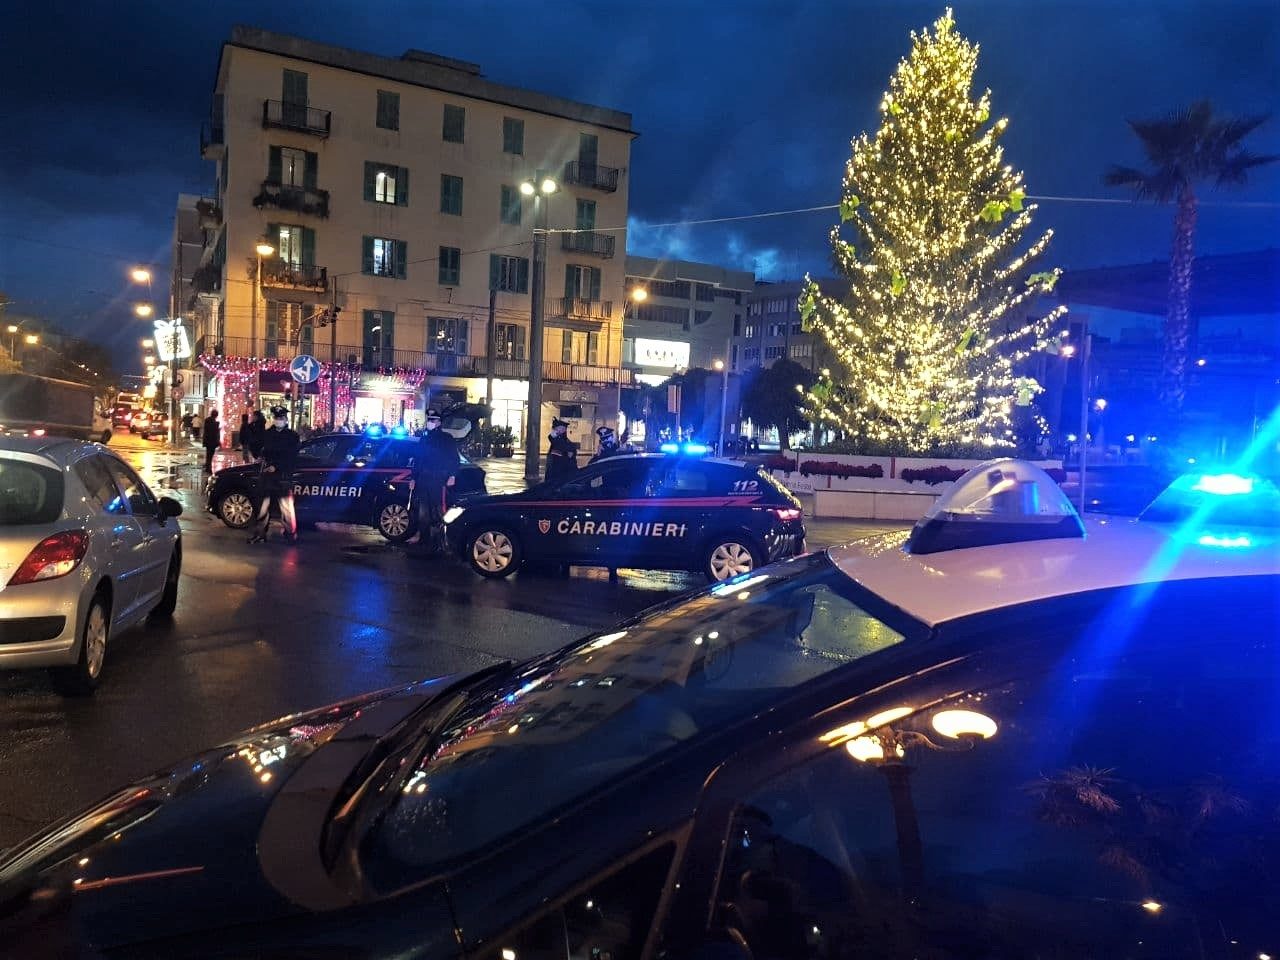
[398,166,408,206]
[564,265,575,299]
[395,240,407,279]
[265,300,279,340]
[363,162,376,202]
[303,152,318,190]
[301,228,316,268]
[265,223,280,255]
[576,199,596,230]
[383,311,395,349]
[517,258,529,294]
[268,146,282,183]
[362,236,374,275]
[562,330,573,363]
[458,319,469,355]
[283,69,308,104]
[589,267,601,301]
[489,254,499,290]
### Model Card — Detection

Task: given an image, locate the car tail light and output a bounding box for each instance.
[8,531,90,586]
[773,508,802,522]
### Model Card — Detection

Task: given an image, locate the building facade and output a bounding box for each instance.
[731,279,847,375]
[622,256,753,385]
[194,26,634,448]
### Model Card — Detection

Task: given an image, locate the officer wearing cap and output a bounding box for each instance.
[249,405,300,544]
[545,418,579,484]
[590,426,623,464]
[409,408,458,553]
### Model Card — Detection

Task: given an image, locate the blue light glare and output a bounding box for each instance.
[365,424,385,438]
[1191,473,1255,496]
[390,425,408,437]
[659,443,679,453]
[1196,533,1253,549]
[683,443,710,455]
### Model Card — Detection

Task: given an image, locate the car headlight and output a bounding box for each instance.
[443,506,465,525]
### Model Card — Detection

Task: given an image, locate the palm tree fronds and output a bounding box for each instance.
[1217,151,1280,186]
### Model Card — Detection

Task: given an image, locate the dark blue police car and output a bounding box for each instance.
[206,429,485,541]
[446,452,805,580]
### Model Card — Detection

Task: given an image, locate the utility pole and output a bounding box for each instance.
[485,287,496,409]
[523,172,552,482]
[1078,320,1092,514]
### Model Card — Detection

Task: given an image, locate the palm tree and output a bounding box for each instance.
[1104,101,1275,418]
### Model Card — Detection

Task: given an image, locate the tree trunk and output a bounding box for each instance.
[1161,186,1197,421]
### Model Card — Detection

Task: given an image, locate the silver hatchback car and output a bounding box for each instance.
[0,437,182,694]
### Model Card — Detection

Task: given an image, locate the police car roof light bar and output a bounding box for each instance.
[1140,472,1280,530]
[904,458,1085,556]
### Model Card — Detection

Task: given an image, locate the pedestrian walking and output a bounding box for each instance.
[181,412,193,439]
[237,413,249,452]
[189,412,202,444]
[248,406,300,544]
[545,418,579,484]
[243,410,266,462]
[201,410,221,472]
[408,408,457,554]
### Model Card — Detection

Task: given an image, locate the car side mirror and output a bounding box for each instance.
[158,496,183,518]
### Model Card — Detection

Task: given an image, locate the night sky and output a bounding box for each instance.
[1,0,1276,370]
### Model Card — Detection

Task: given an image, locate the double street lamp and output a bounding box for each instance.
[519,173,557,482]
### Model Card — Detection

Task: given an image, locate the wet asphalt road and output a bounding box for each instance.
[0,431,897,848]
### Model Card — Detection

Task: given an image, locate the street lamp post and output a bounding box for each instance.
[714,353,729,456]
[253,241,275,356]
[519,173,557,482]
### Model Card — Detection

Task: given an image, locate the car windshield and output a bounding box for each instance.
[0,458,64,525]
[362,552,909,883]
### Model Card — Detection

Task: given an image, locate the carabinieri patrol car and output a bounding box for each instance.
[206,429,485,541]
[446,450,806,580]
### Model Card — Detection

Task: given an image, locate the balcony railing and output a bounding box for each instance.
[261,261,328,293]
[253,181,330,219]
[200,120,225,158]
[191,262,221,295]
[559,230,616,258]
[262,99,332,138]
[198,340,635,386]
[195,197,222,227]
[562,160,620,193]
[553,297,614,321]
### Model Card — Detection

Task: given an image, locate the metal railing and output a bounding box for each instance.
[262,100,332,137]
[559,230,616,258]
[260,262,328,291]
[553,297,614,320]
[562,160,620,192]
[200,121,224,156]
[253,181,330,218]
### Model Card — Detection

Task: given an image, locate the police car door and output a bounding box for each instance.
[627,459,712,566]
[292,435,358,521]
[543,458,656,564]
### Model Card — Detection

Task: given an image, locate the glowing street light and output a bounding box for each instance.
[141,338,154,348]
[629,286,648,303]
[24,333,39,345]
[134,303,154,318]
[1059,343,1076,358]
[255,240,276,257]
[130,268,152,285]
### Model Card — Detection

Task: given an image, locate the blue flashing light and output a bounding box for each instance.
[660,441,709,456]
[390,424,408,437]
[365,424,385,438]
[1197,533,1253,549]
[659,442,680,454]
[1190,473,1254,496]
[683,442,710,455]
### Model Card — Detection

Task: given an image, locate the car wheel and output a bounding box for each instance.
[51,594,109,696]
[100,429,112,444]
[703,536,761,582]
[376,502,415,542]
[467,527,521,578]
[218,491,256,529]
[150,549,180,619]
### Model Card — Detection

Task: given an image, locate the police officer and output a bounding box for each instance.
[409,408,457,553]
[249,406,300,544]
[590,426,623,463]
[545,418,579,484]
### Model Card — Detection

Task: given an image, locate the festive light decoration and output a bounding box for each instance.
[799,9,1066,452]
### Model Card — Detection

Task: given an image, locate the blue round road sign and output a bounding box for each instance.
[290,354,320,384]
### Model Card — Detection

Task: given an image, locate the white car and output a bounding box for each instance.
[0,437,183,694]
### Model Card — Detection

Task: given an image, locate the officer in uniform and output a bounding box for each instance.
[410,408,457,553]
[590,426,623,463]
[545,418,579,484]
[249,406,301,544]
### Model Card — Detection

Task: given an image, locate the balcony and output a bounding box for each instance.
[553,297,614,321]
[253,181,330,219]
[262,99,331,138]
[200,120,225,159]
[562,160,620,193]
[560,230,616,258]
[191,262,221,296]
[195,197,222,228]
[260,261,328,294]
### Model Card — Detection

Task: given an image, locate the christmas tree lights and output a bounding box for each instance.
[801,9,1066,452]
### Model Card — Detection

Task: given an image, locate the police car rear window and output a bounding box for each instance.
[364,552,909,884]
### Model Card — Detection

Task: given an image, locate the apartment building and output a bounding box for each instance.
[622,256,753,385]
[732,278,848,374]
[193,26,634,443]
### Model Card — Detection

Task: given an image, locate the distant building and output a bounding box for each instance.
[622,256,753,385]
[193,25,635,445]
[732,278,849,374]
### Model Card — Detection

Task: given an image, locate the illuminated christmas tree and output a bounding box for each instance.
[801,9,1066,452]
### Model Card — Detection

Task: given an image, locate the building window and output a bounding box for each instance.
[587,331,600,365]
[268,223,310,267]
[443,104,466,143]
[362,236,407,279]
[495,322,526,360]
[695,284,716,302]
[500,185,522,225]
[440,174,463,215]
[731,343,739,368]
[561,329,574,364]
[575,198,596,230]
[766,298,789,314]
[282,69,308,105]
[733,314,742,336]
[743,346,760,362]
[743,323,757,338]
[376,90,399,130]
[694,310,712,326]
[645,278,691,300]
[438,246,460,286]
[790,342,812,358]
[635,303,688,326]
[278,146,308,187]
[362,310,394,367]
[764,345,785,359]
[503,116,524,154]
[768,323,787,337]
[791,322,804,335]
[564,264,602,301]
[364,162,407,205]
[490,254,530,293]
[428,316,468,355]
[747,301,763,316]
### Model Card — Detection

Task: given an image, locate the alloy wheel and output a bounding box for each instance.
[709,542,755,581]
[380,503,411,538]
[84,603,107,679]
[221,493,254,527]
[472,531,514,572]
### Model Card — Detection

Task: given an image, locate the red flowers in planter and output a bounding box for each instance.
[900,465,966,485]
[799,460,884,479]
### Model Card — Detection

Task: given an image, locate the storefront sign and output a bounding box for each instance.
[259,371,317,395]
[153,319,192,362]
[358,374,417,396]
[558,388,598,403]
[634,338,690,369]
